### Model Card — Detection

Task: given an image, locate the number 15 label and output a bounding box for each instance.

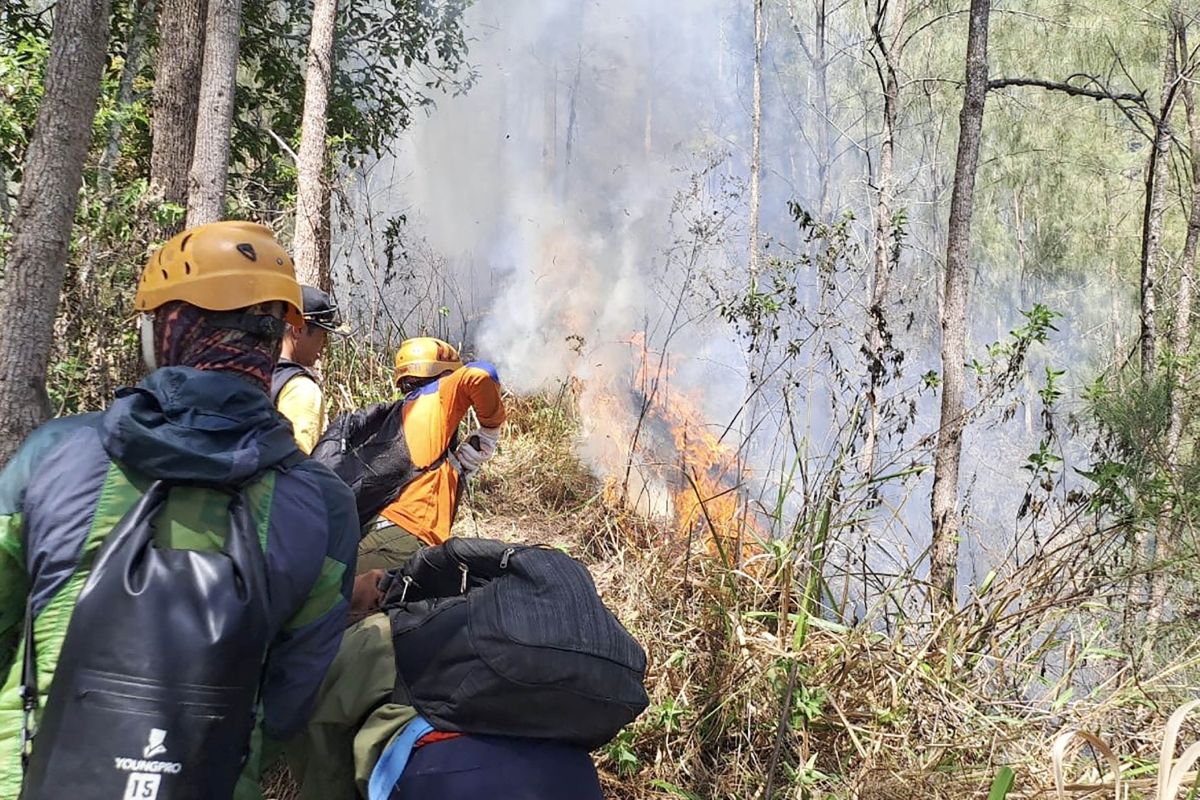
[123,772,162,800]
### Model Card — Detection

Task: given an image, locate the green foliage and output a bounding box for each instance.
[0,31,48,187]
[1022,439,1062,480]
[718,202,858,356]
[0,0,477,414]
[604,728,641,777]
[648,780,703,800]
[233,0,475,205]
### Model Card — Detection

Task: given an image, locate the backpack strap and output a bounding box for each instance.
[19,593,37,771]
[271,360,318,406]
[367,715,434,800]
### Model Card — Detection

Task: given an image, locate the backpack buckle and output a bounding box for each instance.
[18,688,36,768]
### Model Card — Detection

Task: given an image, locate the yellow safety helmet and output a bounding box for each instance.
[134,220,304,327]
[394,337,463,385]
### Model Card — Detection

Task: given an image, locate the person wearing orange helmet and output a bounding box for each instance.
[0,221,359,799]
[357,337,505,572]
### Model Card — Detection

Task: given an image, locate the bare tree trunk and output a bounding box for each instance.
[814,0,832,217]
[561,42,584,204]
[293,0,338,289]
[0,0,113,468]
[99,0,155,192]
[186,0,242,227]
[748,0,763,286]
[929,0,991,608]
[1148,11,1196,638]
[150,0,206,219]
[1140,20,1181,378]
[861,0,909,479]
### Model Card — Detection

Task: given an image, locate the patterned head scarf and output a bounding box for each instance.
[153,300,285,392]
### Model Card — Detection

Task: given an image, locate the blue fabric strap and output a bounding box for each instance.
[368,715,435,800]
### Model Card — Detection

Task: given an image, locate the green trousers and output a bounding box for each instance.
[357,521,424,574]
[284,525,426,799]
[284,614,416,800]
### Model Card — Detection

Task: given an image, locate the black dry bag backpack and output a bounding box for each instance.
[385,538,649,750]
[20,480,272,800]
[311,399,454,528]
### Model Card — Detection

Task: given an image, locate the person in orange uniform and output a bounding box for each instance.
[357,337,505,573]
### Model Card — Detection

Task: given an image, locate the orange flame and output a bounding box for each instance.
[586,333,761,562]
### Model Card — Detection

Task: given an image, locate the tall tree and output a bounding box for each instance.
[1148,8,1196,634]
[292,0,338,289]
[748,0,764,285]
[186,0,242,227]
[0,0,113,468]
[861,0,909,479]
[98,0,155,192]
[1139,13,1182,377]
[150,0,207,219]
[929,0,991,606]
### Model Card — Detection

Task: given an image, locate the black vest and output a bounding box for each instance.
[271,359,318,406]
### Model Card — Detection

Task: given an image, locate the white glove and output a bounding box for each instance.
[455,427,500,473]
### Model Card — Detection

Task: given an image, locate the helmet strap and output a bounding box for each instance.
[139,313,158,372]
[204,311,286,341]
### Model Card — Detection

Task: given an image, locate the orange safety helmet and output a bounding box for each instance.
[393,337,463,385]
[134,221,304,327]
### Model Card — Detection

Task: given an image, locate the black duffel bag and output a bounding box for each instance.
[384,538,648,750]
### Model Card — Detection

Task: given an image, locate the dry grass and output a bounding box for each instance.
[263,390,1200,799]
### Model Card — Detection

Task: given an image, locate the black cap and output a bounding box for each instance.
[301,286,349,333]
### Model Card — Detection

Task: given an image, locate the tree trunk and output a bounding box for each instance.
[1139,20,1181,378]
[293,0,338,289]
[150,0,206,220]
[186,0,242,227]
[1148,10,1195,638]
[0,0,113,468]
[861,0,909,479]
[814,0,832,217]
[99,0,155,192]
[748,0,763,286]
[929,0,991,608]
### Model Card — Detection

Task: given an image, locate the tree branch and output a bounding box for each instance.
[987,75,1147,106]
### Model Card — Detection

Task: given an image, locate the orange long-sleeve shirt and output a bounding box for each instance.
[379,361,505,544]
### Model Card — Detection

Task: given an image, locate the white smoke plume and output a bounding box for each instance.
[335,0,1130,604]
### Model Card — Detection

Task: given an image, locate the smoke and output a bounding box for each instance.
[335,0,1132,604]
[372,0,759,489]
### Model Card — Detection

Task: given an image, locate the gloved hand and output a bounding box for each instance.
[455,426,501,473]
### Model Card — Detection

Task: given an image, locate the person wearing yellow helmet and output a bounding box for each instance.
[286,337,507,799]
[356,337,505,573]
[0,221,359,799]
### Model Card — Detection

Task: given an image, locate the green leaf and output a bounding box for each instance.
[987,766,1016,800]
[648,780,703,800]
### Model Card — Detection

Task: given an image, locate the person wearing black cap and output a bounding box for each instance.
[273,285,348,453]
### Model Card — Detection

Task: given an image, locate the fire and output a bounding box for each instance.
[585,332,762,563]
[500,223,761,561]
